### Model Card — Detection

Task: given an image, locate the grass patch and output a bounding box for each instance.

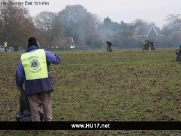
[0,49,181,135]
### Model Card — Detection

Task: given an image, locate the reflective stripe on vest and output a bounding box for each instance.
[21,49,48,80]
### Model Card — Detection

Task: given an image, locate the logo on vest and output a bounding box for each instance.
[30,59,39,70]
[29,56,41,73]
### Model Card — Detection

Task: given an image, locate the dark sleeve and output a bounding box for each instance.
[16,62,25,87]
[45,50,61,65]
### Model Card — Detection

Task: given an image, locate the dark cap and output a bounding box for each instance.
[28,37,38,48]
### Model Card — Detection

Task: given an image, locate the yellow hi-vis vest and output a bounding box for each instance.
[21,49,48,80]
[4,42,7,47]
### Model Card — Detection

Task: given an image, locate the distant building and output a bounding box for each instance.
[63,37,75,48]
[134,25,164,41]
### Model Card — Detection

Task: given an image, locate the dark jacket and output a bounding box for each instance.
[16,46,61,96]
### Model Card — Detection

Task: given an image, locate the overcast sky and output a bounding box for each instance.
[17,0,180,28]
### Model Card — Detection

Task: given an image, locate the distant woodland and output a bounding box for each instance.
[0,1,181,50]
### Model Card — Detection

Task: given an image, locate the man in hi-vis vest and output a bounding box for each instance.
[4,42,7,52]
[16,37,61,122]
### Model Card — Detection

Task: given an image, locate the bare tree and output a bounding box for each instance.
[34,11,64,47]
[34,11,56,33]
[164,14,181,24]
[132,19,148,27]
[58,5,100,46]
[0,0,36,49]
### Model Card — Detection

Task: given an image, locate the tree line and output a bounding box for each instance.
[0,0,180,50]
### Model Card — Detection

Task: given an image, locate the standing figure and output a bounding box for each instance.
[150,41,156,50]
[16,37,61,122]
[106,41,113,52]
[4,42,7,52]
[143,40,150,50]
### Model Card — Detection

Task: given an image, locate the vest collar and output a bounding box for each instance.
[26,46,38,52]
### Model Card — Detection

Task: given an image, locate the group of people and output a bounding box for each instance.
[15,38,116,124]
[106,40,157,51]
[16,37,160,124]
[106,40,156,51]
[142,40,156,50]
